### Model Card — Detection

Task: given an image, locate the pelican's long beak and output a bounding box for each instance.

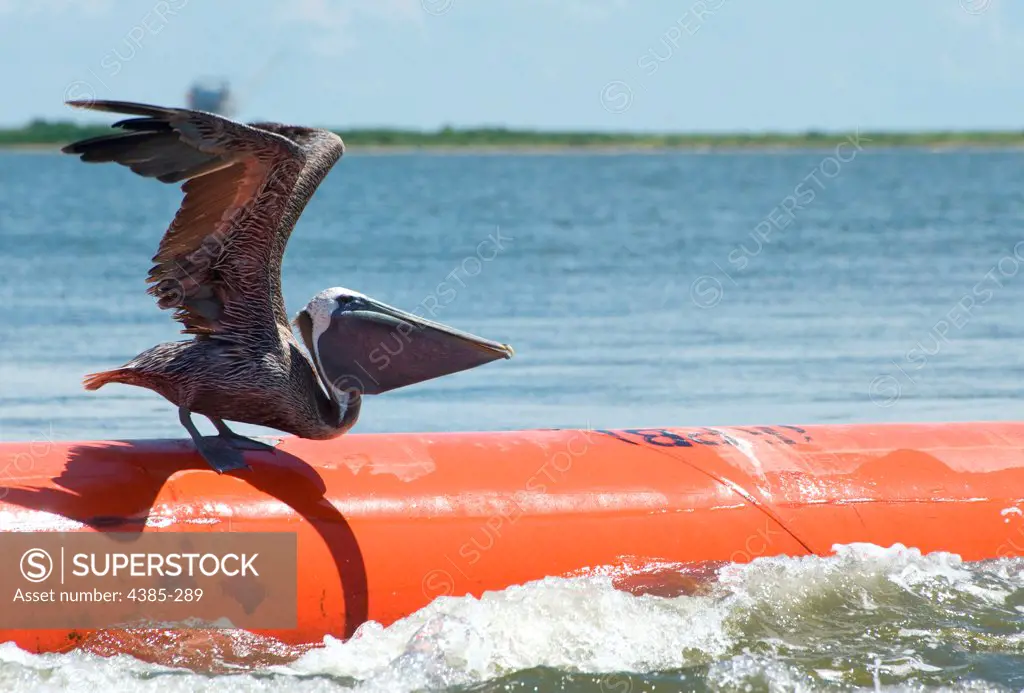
[314,297,514,396]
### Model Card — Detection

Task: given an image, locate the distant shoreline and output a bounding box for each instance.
[4,122,1024,154]
[8,143,1024,156]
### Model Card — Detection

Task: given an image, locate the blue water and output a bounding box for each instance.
[4,147,1024,691]
[4,147,1024,445]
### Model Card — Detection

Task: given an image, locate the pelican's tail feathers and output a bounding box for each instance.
[83,368,143,391]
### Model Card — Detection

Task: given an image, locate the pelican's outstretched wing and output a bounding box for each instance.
[61,100,345,339]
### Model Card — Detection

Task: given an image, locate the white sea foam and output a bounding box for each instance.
[1,544,1022,692]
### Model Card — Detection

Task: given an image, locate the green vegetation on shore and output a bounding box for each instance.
[3,118,1024,150]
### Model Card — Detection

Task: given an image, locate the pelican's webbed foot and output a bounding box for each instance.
[211,418,277,451]
[178,407,250,473]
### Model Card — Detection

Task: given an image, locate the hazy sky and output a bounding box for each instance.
[1,0,1021,131]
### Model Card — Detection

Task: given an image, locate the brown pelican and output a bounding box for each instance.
[61,100,514,473]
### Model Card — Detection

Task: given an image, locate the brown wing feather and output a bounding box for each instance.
[61,100,311,339]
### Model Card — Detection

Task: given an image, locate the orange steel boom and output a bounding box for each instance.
[2,421,1024,654]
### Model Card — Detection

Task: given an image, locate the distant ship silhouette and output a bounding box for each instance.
[185,79,235,117]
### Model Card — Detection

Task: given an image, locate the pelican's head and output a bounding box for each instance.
[293,287,513,403]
